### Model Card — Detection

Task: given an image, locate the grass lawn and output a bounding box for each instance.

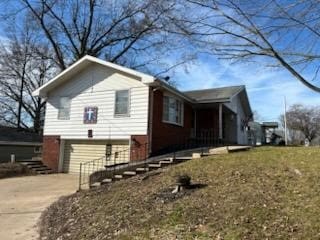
[40,147,320,240]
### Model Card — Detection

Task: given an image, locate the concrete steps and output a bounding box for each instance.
[90,182,101,188]
[89,146,251,189]
[18,160,53,174]
[123,171,137,176]
[148,163,162,168]
[90,155,192,188]
[101,178,113,184]
[175,156,192,160]
[136,167,149,172]
[159,158,174,165]
[192,146,252,159]
[114,174,123,180]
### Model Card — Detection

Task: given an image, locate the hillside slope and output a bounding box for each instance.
[40,147,320,240]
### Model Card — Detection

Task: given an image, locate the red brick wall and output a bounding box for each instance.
[130,135,148,161]
[42,135,60,172]
[151,89,193,154]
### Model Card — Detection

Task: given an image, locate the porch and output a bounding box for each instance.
[191,103,238,145]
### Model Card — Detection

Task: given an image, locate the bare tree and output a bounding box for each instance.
[182,0,320,92]
[3,0,193,75]
[0,0,196,131]
[252,110,262,122]
[0,27,55,133]
[280,104,320,143]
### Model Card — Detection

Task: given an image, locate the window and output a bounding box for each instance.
[115,90,129,116]
[58,97,71,120]
[163,95,183,125]
[34,146,42,153]
[106,144,112,160]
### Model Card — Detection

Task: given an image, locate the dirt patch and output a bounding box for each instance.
[0,163,34,179]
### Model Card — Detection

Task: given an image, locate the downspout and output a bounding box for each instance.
[148,87,154,155]
[219,103,223,142]
[58,139,65,172]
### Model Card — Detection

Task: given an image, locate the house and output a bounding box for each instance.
[248,121,283,145]
[33,55,252,173]
[0,126,42,163]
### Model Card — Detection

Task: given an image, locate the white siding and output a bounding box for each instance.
[63,140,129,173]
[44,63,149,139]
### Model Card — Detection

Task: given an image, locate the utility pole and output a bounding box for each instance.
[284,96,288,145]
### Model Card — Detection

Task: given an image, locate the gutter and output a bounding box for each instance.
[148,79,196,103]
[0,141,43,146]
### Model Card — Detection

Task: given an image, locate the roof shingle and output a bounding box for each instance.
[0,126,42,143]
[183,85,244,103]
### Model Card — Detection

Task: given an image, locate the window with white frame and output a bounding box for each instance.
[115,90,130,116]
[163,95,183,125]
[58,97,71,120]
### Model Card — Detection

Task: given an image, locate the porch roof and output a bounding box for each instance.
[183,85,244,103]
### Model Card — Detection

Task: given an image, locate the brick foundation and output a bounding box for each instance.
[42,135,60,172]
[130,135,148,161]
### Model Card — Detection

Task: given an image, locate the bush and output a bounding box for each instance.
[176,174,191,186]
[0,163,34,179]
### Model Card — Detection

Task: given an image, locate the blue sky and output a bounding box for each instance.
[0,1,318,123]
[171,54,319,122]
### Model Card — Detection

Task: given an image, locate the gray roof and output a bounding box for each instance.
[273,129,284,138]
[262,122,279,128]
[0,126,42,143]
[183,85,244,103]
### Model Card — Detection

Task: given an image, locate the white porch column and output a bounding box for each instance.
[219,103,223,141]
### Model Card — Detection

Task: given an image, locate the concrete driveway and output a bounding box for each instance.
[0,174,78,240]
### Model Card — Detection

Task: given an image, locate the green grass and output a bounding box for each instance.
[40,147,320,240]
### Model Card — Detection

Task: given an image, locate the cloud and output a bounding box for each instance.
[171,55,320,121]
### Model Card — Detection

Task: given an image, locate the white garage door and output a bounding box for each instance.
[63,140,129,174]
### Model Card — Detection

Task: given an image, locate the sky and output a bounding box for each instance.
[0,1,318,124]
[171,54,319,122]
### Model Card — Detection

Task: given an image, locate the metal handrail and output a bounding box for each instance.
[78,145,131,189]
[78,136,227,190]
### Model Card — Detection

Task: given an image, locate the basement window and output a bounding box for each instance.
[58,97,71,120]
[163,95,183,126]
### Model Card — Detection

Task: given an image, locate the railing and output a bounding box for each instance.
[78,136,226,190]
[151,136,223,156]
[78,155,107,190]
[78,143,148,190]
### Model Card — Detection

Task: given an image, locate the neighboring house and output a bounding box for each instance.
[0,126,42,163]
[262,122,279,144]
[248,121,283,146]
[248,121,264,146]
[270,129,285,145]
[33,55,252,173]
